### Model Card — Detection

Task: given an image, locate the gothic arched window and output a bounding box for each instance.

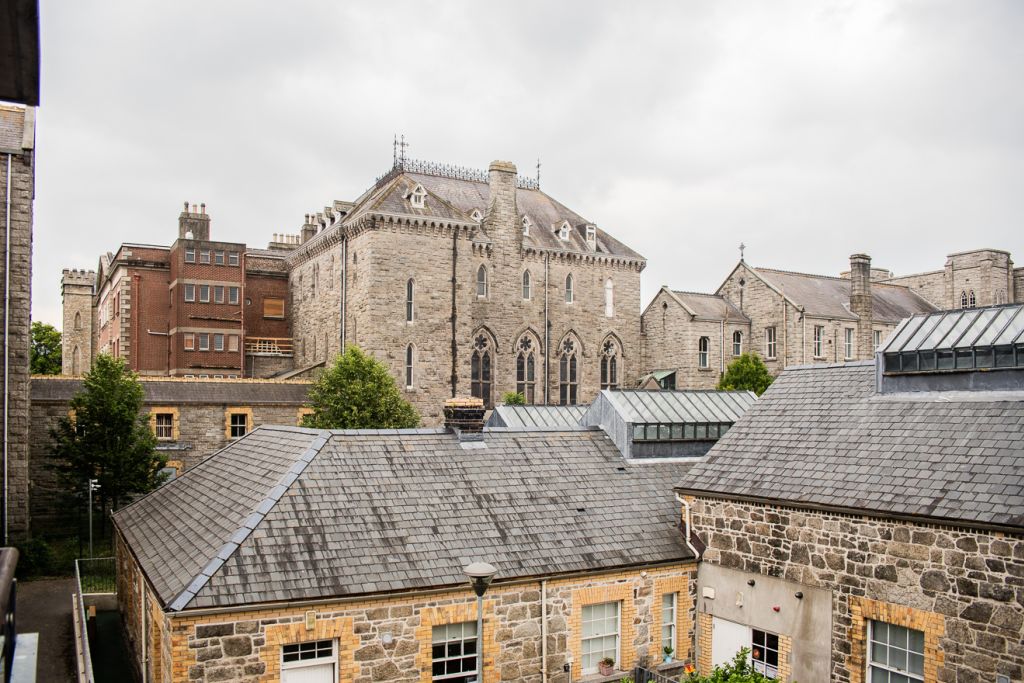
[406,279,415,322]
[732,331,742,356]
[516,335,537,403]
[600,339,619,390]
[477,265,488,298]
[522,271,532,300]
[471,334,493,408]
[405,344,415,389]
[559,337,579,405]
[74,311,82,330]
[565,274,574,304]
[960,291,968,309]
[968,290,976,308]
[698,336,710,368]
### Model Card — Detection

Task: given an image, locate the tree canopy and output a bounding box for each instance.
[717,353,775,396]
[30,321,62,375]
[501,391,526,406]
[301,346,420,429]
[49,354,166,510]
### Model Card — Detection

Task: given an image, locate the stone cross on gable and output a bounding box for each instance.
[393,134,409,167]
[739,242,746,261]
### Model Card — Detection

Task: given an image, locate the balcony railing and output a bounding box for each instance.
[245,337,294,356]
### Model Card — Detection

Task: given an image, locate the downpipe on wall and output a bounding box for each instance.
[3,153,11,544]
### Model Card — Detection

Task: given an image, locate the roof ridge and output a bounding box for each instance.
[671,289,723,298]
[755,266,844,281]
[167,432,330,611]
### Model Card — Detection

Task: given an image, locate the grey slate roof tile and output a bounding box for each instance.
[678,362,1024,530]
[32,376,311,405]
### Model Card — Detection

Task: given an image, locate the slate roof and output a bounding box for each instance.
[486,404,588,428]
[677,362,1024,530]
[753,268,936,323]
[114,426,696,610]
[671,291,749,323]
[344,169,644,262]
[596,390,757,424]
[31,377,311,405]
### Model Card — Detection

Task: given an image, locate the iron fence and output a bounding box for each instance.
[76,557,116,595]
[632,666,682,683]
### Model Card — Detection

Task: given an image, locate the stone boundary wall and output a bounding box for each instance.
[689,496,1024,683]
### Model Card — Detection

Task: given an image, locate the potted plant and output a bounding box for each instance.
[599,657,615,676]
[663,645,674,663]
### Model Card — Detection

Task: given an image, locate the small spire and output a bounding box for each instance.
[739,242,746,262]
[398,134,408,167]
[536,158,541,186]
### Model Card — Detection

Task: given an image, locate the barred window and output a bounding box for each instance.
[154,413,174,440]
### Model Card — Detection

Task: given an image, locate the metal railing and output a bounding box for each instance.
[244,337,294,356]
[76,558,116,595]
[633,666,682,683]
[72,560,97,683]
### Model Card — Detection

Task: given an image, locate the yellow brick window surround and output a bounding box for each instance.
[260,615,356,680]
[652,574,694,664]
[570,582,636,675]
[149,406,180,441]
[848,597,945,683]
[696,612,792,681]
[224,406,254,439]
[415,600,498,683]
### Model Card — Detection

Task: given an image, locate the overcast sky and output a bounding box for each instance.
[31,0,1024,328]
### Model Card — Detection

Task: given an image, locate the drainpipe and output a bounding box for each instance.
[541,579,548,683]
[544,253,550,404]
[141,581,148,683]
[3,153,10,544]
[450,227,459,398]
[719,319,725,375]
[239,251,246,377]
[674,493,701,559]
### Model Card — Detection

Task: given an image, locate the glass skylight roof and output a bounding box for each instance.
[879,304,1024,374]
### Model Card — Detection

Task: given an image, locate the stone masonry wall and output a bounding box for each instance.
[133,563,696,683]
[689,496,1024,683]
[1,114,34,537]
[716,264,799,374]
[882,271,947,309]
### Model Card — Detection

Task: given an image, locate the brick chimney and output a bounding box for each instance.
[178,201,211,240]
[485,160,519,245]
[850,253,873,360]
[444,397,485,441]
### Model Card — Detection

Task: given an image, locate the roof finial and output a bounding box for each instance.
[536,158,541,187]
[739,242,746,262]
[392,134,397,167]
[398,134,408,168]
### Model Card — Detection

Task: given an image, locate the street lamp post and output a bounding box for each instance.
[463,562,497,683]
[87,478,99,558]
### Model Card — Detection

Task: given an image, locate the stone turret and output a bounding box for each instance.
[178,201,210,241]
[850,254,873,359]
[61,268,96,375]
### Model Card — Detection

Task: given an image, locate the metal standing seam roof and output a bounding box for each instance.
[113,426,698,610]
[880,304,1024,354]
[487,404,589,428]
[599,390,758,424]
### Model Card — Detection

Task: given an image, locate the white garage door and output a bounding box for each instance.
[711,617,749,668]
[281,639,336,683]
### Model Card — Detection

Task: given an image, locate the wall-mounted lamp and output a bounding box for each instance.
[795,592,804,600]
[381,632,394,646]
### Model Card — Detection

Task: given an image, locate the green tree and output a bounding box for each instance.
[49,354,166,512]
[682,648,779,682]
[302,346,420,429]
[30,321,62,375]
[501,391,525,406]
[717,353,775,396]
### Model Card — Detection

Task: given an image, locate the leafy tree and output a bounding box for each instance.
[31,321,62,375]
[682,648,779,682]
[302,346,420,429]
[501,391,525,406]
[717,353,775,396]
[49,354,166,512]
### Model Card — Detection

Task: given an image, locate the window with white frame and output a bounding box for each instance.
[214,333,224,352]
[214,251,224,265]
[751,629,780,678]
[605,279,614,317]
[476,265,488,298]
[558,221,570,240]
[765,327,777,359]
[522,270,531,300]
[229,412,248,438]
[586,225,597,248]
[565,274,574,303]
[844,328,854,359]
[960,291,968,309]
[581,602,620,674]
[516,335,536,403]
[281,639,336,678]
[968,290,976,308]
[661,593,677,654]
[813,325,824,357]
[409,184,427,209]
[228,252,239,266]
[732,331,742,357]
[229,286,240,305]
[873,329,882,350]
[868,621,924,683]
[200,250,211,264]
[154,413,174,440]
[183,333,195,351]
[184,248,195,263]
[431,622,477,682]
[698,336,709,368]
[198,333,210,351]
[199,285,210,303]
[184,284,195,302]
[214,285,224,303]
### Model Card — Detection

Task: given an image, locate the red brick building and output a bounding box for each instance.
[63,203,294,378]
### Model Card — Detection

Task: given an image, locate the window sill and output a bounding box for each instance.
[697,367,711,372]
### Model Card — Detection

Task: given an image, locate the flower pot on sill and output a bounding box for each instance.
[598,662,614,676]
[663,655,673,664]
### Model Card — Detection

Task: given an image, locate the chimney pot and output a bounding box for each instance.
[183,201,189,211]
[200,202,206,214]
[443,397,486,441]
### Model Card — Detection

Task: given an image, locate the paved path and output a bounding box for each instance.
[17,577,77,683]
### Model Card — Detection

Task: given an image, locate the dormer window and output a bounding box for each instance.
[522,216,532,236]
[558,221,571,241]
[586,225,597,248]
[407,184,427,209]
[471,209,483,222]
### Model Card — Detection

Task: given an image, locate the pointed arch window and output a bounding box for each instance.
[522,271,532,300]
[516,336,537,404]
[471,334,493,408]
[732,331,743,357]
[601,339,619,390]
[477,265,488,298]
[604,279,614,317]
[405,344,415,389]
[968,290,976,308]
[565,274,574,304]
[74,311,83,330]
[559,338,579,405]
[406,279,415,322]
[698,336,710,368]
[960,291,968,309]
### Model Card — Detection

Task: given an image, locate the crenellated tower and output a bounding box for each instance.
[61,268,95,375]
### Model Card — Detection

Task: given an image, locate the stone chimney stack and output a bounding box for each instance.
[178,201,211,240]
[443,397,486,442]
[850,253,873,360]
[300,214,318,244]
[485,160,519,246]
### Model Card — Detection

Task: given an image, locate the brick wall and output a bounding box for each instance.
[689,496,1024,683]
[116,555,696,683]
